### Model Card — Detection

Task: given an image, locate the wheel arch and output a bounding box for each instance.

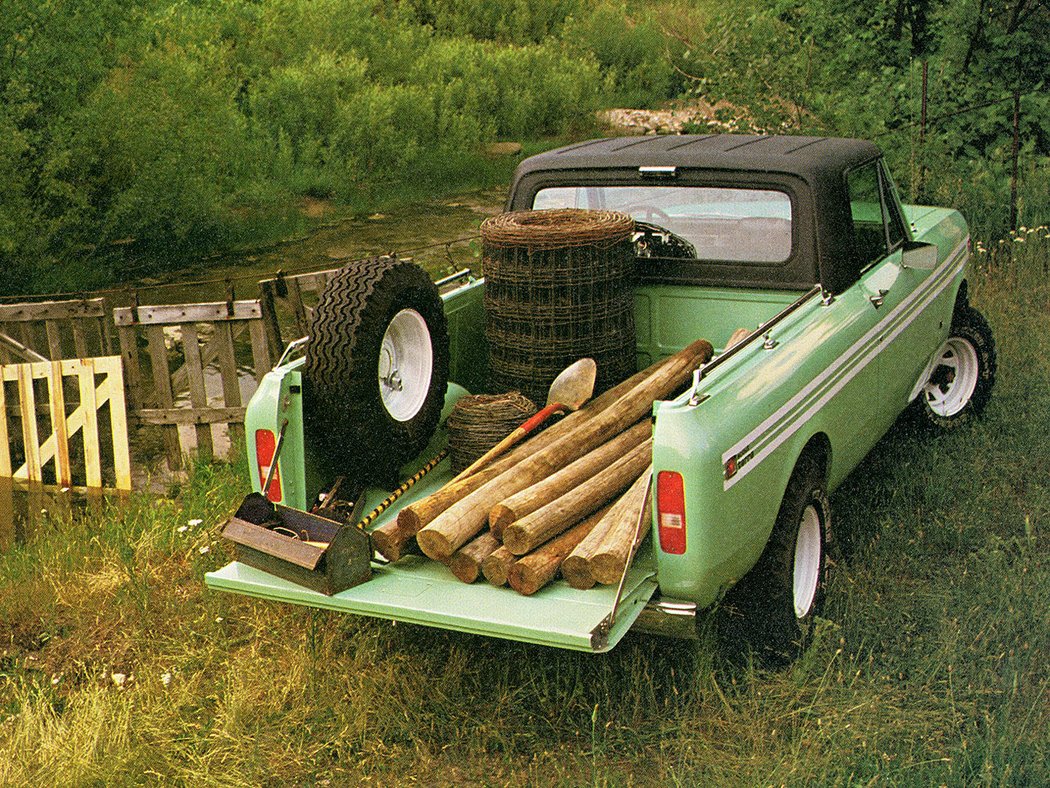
[797,432,832,486]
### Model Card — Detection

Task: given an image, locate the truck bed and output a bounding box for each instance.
[206,451,658,652]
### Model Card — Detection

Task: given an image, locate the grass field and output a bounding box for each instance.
[1,236,1047,786]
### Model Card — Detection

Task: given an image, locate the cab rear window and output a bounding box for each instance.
[533,185,792,264]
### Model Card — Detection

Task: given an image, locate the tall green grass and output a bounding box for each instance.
[1,239,1047,785]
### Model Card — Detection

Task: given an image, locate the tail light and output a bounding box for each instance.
[656,470,686,554]
[255,429,282,502]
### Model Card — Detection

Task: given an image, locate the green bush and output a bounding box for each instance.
[562,4,678,107]
[401,0,583,44]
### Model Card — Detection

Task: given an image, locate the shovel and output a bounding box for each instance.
[454,358,597,481]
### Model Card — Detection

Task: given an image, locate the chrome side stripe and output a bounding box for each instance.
[722,238,968,490]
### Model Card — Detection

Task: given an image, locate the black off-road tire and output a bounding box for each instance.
[916,304,996,430]
[304,257,449,489]
[717,454,830,666]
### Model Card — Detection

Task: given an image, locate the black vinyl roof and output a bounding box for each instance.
[507,135,889,293]
[513,135,882,182]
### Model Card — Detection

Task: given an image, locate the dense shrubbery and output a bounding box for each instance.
[0,0,676,294]
[1,0,1046,294]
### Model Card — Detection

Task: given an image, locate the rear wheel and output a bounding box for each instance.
[918,305,996,429]
[304,257,449,490]
[718,454,830,665]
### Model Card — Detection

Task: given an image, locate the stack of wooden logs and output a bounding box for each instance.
[370,339,713,595]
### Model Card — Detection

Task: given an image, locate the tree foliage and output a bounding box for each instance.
[670,0,1049,238]
[0,0,1045,294]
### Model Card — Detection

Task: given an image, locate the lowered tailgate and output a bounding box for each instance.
[205,545,657,652]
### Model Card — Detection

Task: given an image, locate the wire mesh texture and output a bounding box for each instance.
[446,392,537,473]
[481,209,637,405]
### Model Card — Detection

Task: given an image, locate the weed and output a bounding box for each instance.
[1,241,1047,785]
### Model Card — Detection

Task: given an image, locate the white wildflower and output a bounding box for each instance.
[215,616,224,623]
[188,518,203,527]
[177,525,188,534]
[199,545,210,555]
[111,672,126,688]
[161,671,172,687]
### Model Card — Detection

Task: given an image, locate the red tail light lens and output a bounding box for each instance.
[656,471,686,554]
[255,429,282,502]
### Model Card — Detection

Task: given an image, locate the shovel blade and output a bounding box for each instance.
[547,357,597,409]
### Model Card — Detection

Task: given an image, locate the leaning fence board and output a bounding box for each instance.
[113,301,262,326]
[248,320,273,381]
[0,357,131,490]
[0,300,105,322]
[77,363,102,488]
[214,322,245,448]
[16,366,41,482]
[131,406,247,426]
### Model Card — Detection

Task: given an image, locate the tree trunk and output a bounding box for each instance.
[507,504,610,596]
[589,468,653,585]
[396,361,657,535]
[501,440,651,555]
[562,469,651,589]
[448,530,501,584]
[489,420,650,537]
[415,340,712,561]
[481,545,517,586]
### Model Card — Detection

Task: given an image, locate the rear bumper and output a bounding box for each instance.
[632,597,700,640]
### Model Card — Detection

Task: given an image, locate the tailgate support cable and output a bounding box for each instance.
[592,468,655,650]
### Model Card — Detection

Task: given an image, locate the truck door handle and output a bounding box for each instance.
[870,289,888,309]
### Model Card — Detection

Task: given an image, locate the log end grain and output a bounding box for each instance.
[396,506,422,535]
[482,546,515,586]
[501,523,531,556]
[370,521,409,562]
[448,552,482,583]
[560,554,595,590]
[416,527,454,562]
[448,532,501,584]
[589,552,627,585]
[507,560,542,596]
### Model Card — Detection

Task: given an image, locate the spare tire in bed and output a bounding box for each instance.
[304,256,449,490]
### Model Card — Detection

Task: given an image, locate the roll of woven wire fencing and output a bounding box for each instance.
[481,209,636,406]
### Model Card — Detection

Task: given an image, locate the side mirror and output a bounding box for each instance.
[901,241,938,271]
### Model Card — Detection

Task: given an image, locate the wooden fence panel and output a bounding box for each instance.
[0,356,131,490]
[0,298,109,361]
[113,300,268,469]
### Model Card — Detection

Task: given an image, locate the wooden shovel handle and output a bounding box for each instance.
[452,402,565,482]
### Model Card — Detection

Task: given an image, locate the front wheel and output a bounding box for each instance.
[918,305,996,430]
[717,454,830,665]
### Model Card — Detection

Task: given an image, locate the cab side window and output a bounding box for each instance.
[848,160,908,270]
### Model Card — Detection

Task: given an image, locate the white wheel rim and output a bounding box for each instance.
[378,309,433,422]
[923,337,979,417]
[793,505,822,618]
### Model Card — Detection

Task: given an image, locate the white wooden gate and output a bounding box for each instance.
[0,356,131,490]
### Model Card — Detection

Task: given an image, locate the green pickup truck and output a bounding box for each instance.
[206,135,996,657]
